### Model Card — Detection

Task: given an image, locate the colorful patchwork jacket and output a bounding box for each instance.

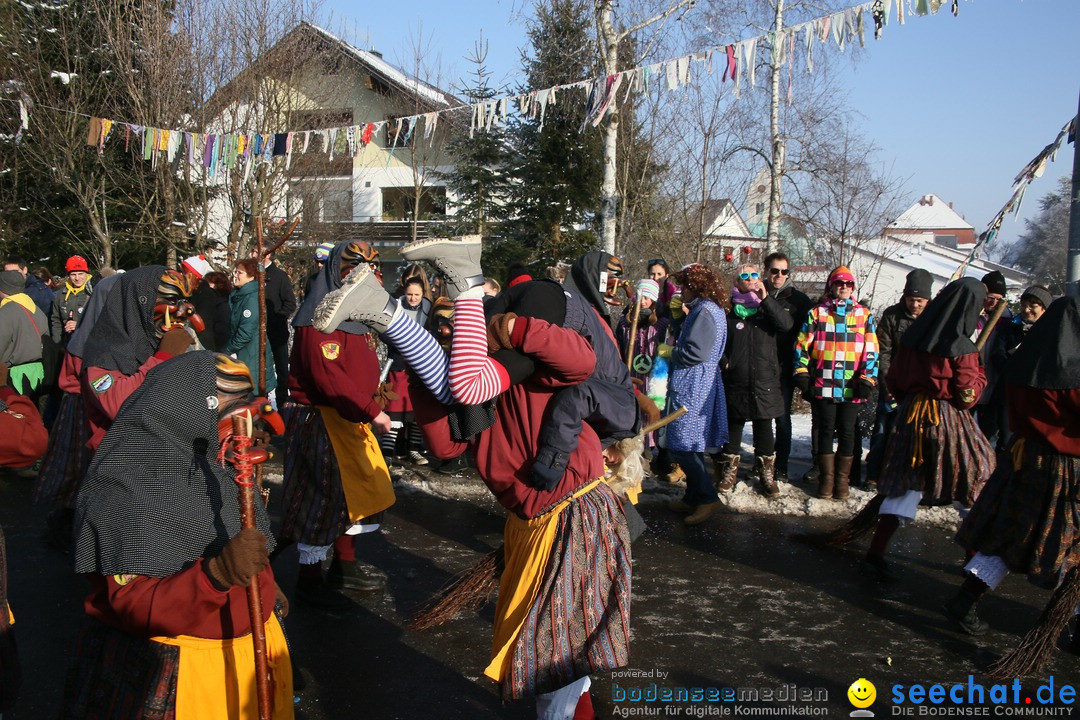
[794,298,878,402]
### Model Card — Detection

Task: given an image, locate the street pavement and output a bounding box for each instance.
[2,452,1078,719]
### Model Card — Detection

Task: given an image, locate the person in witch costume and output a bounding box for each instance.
[33,272,120,551]
[859,277,996,580]
[944,296,1080,661]
[282,240,394,609]
[80,266,202,452]
[315,236,632,719]
[61,351,292,719]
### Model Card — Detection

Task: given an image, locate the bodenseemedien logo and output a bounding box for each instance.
[849,678,877,717]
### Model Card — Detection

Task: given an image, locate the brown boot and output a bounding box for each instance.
[816,454,836,499]
[713,453,741,492]
[684,501,721,526]
[663,464,686,484]
[834,455,854,500]
[755,454,779,498]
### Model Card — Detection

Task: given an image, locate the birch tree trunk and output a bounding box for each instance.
[766,0,785,254]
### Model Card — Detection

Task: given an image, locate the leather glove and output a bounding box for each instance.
[636,392,661,426]
[854,377,875,400]
[529,446,567,492]
[794,373,812,402]
[159,327,194,357]
[203,528,269,590]
[275,582,290,618]
[486,312,517,353]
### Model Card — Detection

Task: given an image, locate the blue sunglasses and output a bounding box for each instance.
[738,272,760,281]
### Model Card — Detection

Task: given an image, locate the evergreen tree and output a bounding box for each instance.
[503,0,603,274]
[1005,174,1070,294]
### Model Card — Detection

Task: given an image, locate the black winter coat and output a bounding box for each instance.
[875,302,917,398]
[263,262,296,348]
[769,281,813,383]
[721,295,793,421]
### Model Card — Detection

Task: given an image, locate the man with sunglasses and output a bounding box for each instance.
[763,252,813,484]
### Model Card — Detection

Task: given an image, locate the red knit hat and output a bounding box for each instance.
[827,266,855,286]
[65,255,89,273]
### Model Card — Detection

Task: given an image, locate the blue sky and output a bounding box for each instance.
[323,0,1077,253]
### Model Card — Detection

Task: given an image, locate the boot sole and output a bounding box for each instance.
[400,234,482,261]
[312,264,373,333]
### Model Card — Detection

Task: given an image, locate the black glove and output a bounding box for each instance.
[794,373,812,402]
[854,377,875,400]
[529,446,568,492]
[203,528,269,590]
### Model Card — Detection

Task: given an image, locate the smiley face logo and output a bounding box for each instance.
[847,678,876,709]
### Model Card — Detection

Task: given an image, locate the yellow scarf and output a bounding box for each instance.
[64,280,89,301]
[0,292,38,314]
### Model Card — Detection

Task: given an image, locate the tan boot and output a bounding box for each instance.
[755,454,779,498]
[713,453,741,492]
[684,501,721,525]
[667,499,695,513]
[663,464,686,484]
[834,455,854,500]
[816,454,836,499]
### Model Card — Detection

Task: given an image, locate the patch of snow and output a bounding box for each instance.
[49,70,76,84]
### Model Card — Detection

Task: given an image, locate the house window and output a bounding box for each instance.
[290,177,353,224]
[755,202,765,216]
[384,116,413,149]
[289,109,353,177]
[381,186,447,221]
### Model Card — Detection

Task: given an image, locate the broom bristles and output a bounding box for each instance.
[791,494,886,547]
[407,546,505,631]
[987,567,1080,679]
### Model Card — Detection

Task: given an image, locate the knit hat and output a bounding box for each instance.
[636,279,660,303]
[827,266,855,286]
[1020,284,1053,309]
[903,269,933,299]
[0,270,24,297]
[65,255,89,273]
[981,270,1007,297]
[314,241,335,262]
[180,254,213,279]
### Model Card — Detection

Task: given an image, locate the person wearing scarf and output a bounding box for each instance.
[715,264,794,498]
[664,263,730,526]
[61,352,292,719]
[380,268,433,466]
[0,269,48,396]
[316,236,631,718]
[793,266,878,501]
[33,273,120,552]
[49,255,93,350]
[946,296,1080,663]
[283,240,394,609]
[860,277,995,581]
[80,267,200,451]
[616,279,668,452]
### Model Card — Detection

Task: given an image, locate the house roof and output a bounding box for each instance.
[299,23,453,108]
[887,194,974,231]
[702,199,753,239]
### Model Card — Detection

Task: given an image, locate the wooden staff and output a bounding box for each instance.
[229,414,272,720]
[974,294,1009,351]
[624,290,643,371]
[639,405,687,437]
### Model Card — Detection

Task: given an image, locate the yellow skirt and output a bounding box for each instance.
[151,614,293,720]
[483,479,602,683]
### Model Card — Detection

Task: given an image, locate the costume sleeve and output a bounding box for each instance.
[0,387,48,467]
[224,295,256,355]
[948,353,986,409]
[509,316,596,387]
[83,353,171,423]
[411,380,469,460]
[306,332,383,423]
[793,309,816,377]
[758,294,794,335]
[88,562,275,639]
[858,312,879,383]
[670,310,717,368]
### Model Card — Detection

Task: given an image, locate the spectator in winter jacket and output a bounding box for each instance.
[180,254,226,352]
[616,279,668,452]
[1015,284,1051,335]
[259,252,296,407]
[794,265,878,500]
[763,252,814,483]
[865,269,932,483]
[202,271,233,350]
[715,264,793,498]
[3,256,53,317]
[974,270,1013,454]
[0,270,48,396]
[50,255,93,348]
[225,259,276,397]
[647,259,680,322]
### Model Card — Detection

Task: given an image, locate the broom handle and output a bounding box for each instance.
[625,294,642,370]
[639,405,687,437]
[975,296,1009,352]
[231,416,272,720]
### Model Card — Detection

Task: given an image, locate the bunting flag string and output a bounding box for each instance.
[949,113,1077,281]
[70,0,970,172]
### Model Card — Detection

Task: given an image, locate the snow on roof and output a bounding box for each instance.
[858,236,1025,287]
[302,23,451,108]
[887,194,974,231]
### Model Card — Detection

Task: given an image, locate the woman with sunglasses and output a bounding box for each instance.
[715,265,794,498]
[793,266,879,500]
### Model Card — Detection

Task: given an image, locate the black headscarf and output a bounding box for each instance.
[1005,295,1080,390]
[563,251,620,319]
[899,277,985,358]
[80,266,165,375]
[485,279,566,385]
[293,241,371,335]
[73,351,274,577]
[66,273,121,360]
